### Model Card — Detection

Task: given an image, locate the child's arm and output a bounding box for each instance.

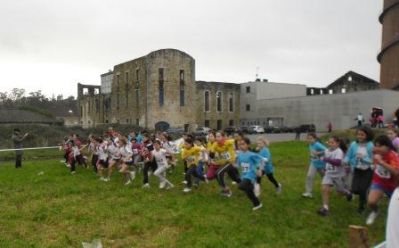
[374,154,399,177]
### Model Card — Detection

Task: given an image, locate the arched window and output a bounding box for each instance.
[228,93,234,112]
[180,70,185,106]
[216,91,223,112]
[204,91,210,112]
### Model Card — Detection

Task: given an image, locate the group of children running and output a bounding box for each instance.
[61,129,281,211]
[304,126,399,225]
[60,126,399,222]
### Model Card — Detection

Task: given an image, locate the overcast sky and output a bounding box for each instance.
[0,0,383,98]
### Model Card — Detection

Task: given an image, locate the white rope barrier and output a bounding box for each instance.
[0,146,60,152]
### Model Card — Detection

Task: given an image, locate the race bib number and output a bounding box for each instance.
[241,162,250,173]
[132,149,138,155]
[326,164,335,172]
[187,156,196,164]
[376,165,391,179]
[156,158,166,166]
[220,152,231,160]
[356,163,369,170]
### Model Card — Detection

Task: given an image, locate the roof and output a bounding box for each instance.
[326,71,379,89]
[0,109,59,124]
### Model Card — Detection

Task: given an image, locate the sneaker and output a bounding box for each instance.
[183,187,192,193]
[276,183,282,194]
[71,171,76,175]
[252,204,263,211]
[166,183,174,190]
[254,183,261,197]
[99,177,106,181]
[142,183,150,189]
[124,180,132,186]
[159,181,166,189]
[366,211,379,225]
[317,207,329,217]
[104,177,110,182]
[346,192,353,202]
[221,189,232,198]
[302,192,313,198]
[231,181,237,185]
[182,180,187,185]
[130,171,136,180]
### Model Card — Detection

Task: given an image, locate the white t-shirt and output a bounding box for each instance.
[120,145,133,162]
[324,148,344,176]
[356,145,370,170]
[98,143,108,161]
[152,149,168,168]
[108,142,121,160]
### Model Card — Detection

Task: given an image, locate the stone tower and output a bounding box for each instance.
[378,0,399,89]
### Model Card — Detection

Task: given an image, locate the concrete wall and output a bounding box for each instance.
[240,89,399,131]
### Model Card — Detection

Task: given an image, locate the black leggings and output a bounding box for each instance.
[143,160,157,184]
[91,155,98,173]
[239,179,260,206]
[216,164,241,188]
[256,171,279,188]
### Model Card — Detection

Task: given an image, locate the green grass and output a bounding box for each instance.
[0,141,387,247]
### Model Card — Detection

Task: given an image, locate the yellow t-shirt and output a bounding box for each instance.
[212,139,236,165]
[181,146,202,167]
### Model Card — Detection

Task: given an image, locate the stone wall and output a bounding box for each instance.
[195,81,241,130]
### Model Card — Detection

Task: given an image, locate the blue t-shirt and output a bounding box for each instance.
[237,151,262,182]
[258,147,274,174]
[136,134,143,144]
[309,141,327,169]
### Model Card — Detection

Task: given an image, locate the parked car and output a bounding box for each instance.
[248,125,265,134]
[294,124,316,133]
[165,127,185,137]
[224,126,237,136]
[238,126,250,134]
[194,127,211,136]
[263,126,275,133]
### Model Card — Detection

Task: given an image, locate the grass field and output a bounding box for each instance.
[0,141,387,247]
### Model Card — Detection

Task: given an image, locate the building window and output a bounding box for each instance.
[95,99,99,113]
[205,120,210,127]
[116,74,120,110]
[329,89,333,95]
[159,68,164,106]
[80,106,83,117]
[246,104,251,111]
[320,90,324,95]
[125,83,129,108]
[228,93,234,112]
[204,91,210,112]
[180,70,185,106]
[217,120,222,130]
[348,76,352,82]
[159,81,164,106]
[136,118,139,126]
[125,72,129,83]
[341,88,346,94]
[216,91,223,112]
[229,120,234,126]
[310,89,314,95]
[246,86,251,93]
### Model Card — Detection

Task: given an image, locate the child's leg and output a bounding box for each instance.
[70,159,76,172]
[226,164,241,183]
[143,161,151,184]
[216,164,230,189]
[305,164,317,194]
[185,167,196,188]
[368,188,384,212]
[321,184,331,209]
[266,173,279,188]
[238,179,261,207]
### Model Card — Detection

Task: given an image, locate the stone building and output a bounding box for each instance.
[306,71,380,96]
[78,49,197,130]
[195,81,241,130]
[379,0,399,90]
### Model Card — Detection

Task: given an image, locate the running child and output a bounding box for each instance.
[387,129,399,152]
[213,131,241,197]
[317,136,352,216]
[344,126,374,213]
[106,136,121,181]
[255,137,282,196]
[181,137,207,193]
[141,134,156,188]
[235,137,263,211]
[130,137,143,181]
[152,140,174,190]
[88,135,99,173]
[303,133,327,198]
[118,137,134,185]
[96,137,110,181]
[366,135,399,225]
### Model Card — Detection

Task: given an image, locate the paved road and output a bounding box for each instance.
[246,133,324,143]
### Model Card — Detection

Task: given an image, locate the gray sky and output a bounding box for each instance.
[0,0,383,97]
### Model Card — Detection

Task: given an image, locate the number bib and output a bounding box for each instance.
[187,156,196,164]
[376,165,391,179]
[241,162,250,173]
[326,164,336,172]
[220,152,231,160]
